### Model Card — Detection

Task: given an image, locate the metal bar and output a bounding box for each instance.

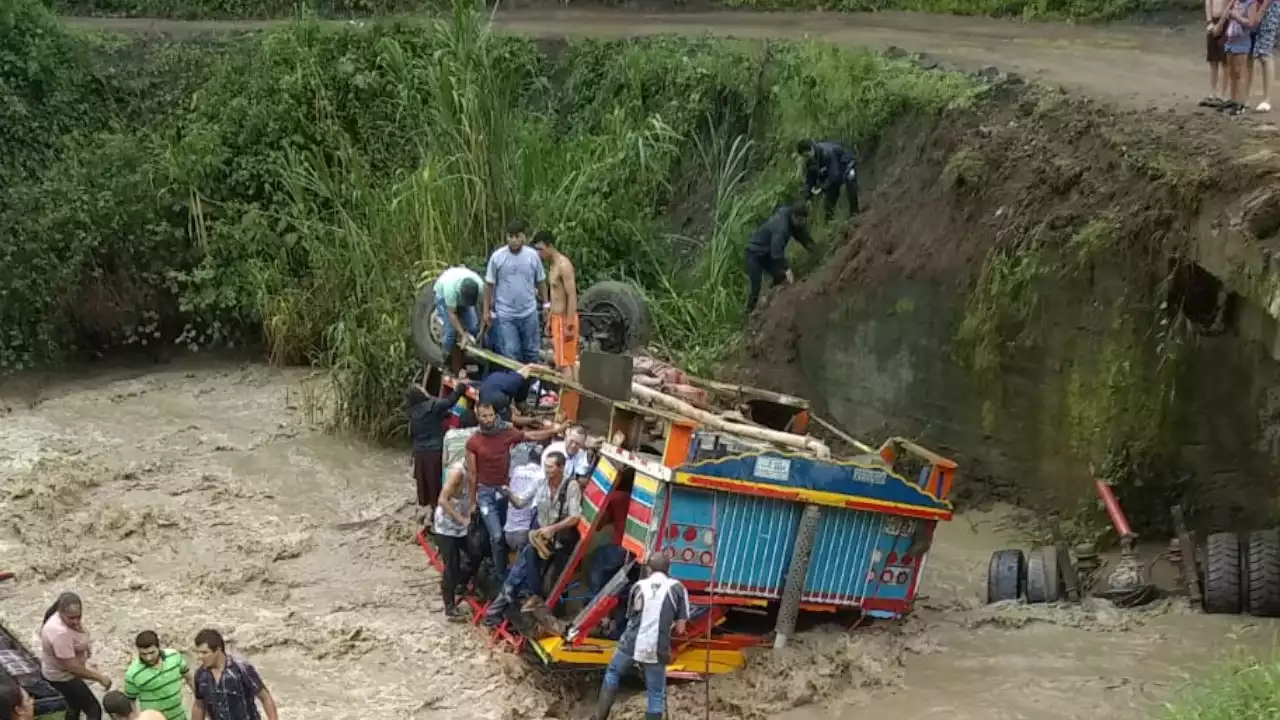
[774,504,822,649]
[1171,504,1202,609]
[810,413,875,454]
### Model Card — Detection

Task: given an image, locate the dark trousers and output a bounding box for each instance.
[49,678,102,720]
[436,532,475,610]
[746,250,787,313]
[822,178,859,217]
[413,449,444,507]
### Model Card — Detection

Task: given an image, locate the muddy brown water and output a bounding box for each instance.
[0,360,1275,719]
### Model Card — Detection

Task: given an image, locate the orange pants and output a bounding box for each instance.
[549,312,579,369]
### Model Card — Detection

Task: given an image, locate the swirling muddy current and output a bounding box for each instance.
[0,360,1273,719]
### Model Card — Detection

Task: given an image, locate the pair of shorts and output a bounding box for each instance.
[1254,3,1280,58]
[549,312,578,369]
[1208,25,1226,63]
[1226,30,1253,55]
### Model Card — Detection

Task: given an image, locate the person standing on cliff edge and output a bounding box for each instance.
[744,202,816,314]
[797,139,858,217]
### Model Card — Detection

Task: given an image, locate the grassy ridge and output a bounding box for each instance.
[1160,658,1280,720]
[1,0,976,439]
[42,0,1201,22]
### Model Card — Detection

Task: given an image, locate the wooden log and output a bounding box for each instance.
[810,413,875,454]
[630,382,830,457]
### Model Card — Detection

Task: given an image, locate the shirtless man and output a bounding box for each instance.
[533,231,579,380]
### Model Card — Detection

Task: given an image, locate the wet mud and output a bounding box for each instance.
[1,361,1275,719]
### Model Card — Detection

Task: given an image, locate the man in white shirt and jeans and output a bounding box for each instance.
[501,443,545,551]
[590,553,690,720]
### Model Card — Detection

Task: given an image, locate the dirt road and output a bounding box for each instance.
[1,360,1274,719]
[64,8,1213,108]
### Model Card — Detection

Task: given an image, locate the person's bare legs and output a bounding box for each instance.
[1261,55,1275,110]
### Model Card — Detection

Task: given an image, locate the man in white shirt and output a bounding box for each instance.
[542,426,591,484]
[589,554,690,720]
[501,443,545,551]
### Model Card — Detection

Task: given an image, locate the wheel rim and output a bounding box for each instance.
[581,300,628,354]
[429,307,445,348]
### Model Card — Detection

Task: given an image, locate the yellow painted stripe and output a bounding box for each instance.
[597,458,618,482]
[634,473,660,494]
[673,472,952,519]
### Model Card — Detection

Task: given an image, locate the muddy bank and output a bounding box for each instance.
[742,79,1280,535]
[1,360,1275,720]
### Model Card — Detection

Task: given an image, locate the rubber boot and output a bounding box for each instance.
[644,714,663,720]
[589,688,618,720]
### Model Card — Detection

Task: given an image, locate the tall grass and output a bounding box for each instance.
[1160,657,1280,720]
[2,0,978,441]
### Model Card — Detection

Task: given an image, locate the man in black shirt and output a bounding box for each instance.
[744,203,816,313]
[798,139,858,217]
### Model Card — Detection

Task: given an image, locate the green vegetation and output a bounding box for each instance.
[1159,657,1280,720]
[43,0,1201,23]
[2,0,977,440]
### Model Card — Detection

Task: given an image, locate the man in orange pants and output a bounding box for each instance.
[534,231,578,381]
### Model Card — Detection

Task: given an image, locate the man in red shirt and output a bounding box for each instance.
[466,398,564,579]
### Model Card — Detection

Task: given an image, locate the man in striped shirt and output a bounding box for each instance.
[123,631,192,720]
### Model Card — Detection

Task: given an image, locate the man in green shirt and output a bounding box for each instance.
[434,265,484,372]
[123,631,193,720]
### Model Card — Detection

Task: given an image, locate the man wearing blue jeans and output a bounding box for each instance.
[433,266,483,373]
[483,219,548,364]
[590,554,690,720]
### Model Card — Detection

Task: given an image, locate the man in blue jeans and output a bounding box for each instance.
[590,553,690,720]
[483,219,548,364]
[465,400,564,581]
[433,265,483,373]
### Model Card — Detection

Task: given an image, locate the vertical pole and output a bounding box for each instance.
[703,492,717,720]
[774,504,821,650]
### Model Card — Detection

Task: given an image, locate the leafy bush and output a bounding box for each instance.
[2,0,977,439]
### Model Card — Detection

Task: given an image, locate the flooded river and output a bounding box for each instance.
[0,359,1273,719]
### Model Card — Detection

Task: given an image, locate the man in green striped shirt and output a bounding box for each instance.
[123,631,193,720]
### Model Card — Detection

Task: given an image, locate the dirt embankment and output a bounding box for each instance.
[66,8,1216,110]
[740,79,1280,524]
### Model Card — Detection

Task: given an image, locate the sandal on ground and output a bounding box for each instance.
[1258,100,1273,112]
[1200,96,1227,107]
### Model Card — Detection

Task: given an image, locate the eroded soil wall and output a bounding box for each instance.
[745,83,1280,534]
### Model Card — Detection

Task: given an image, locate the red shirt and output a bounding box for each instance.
[465,428,523,487]
[604,491,630,545]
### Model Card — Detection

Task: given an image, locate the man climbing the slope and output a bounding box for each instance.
[434,265,484,373]
[484,220,549,364]
[744,202,816,314]
[797,138,859,217]
[588,553,691,720]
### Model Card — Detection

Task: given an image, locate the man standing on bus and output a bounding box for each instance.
[533,230,578,380]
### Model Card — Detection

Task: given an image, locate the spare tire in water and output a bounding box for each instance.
[1025,546,1062,604]
[1204,531,1243,614]
[578,281,651,355]
[1247,529,1280,617]
[411,278,446,366]
[986,548,1026,603]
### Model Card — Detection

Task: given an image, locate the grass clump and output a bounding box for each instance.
[1160,658,1280,720]
[2,0,977,441]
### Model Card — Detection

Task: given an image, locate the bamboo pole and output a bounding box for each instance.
[631,383,830,458]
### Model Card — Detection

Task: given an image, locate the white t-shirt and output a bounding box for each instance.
[542,441,591,479]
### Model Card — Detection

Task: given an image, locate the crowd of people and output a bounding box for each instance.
[1203,0,1280,115]
[0,592,275,720]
